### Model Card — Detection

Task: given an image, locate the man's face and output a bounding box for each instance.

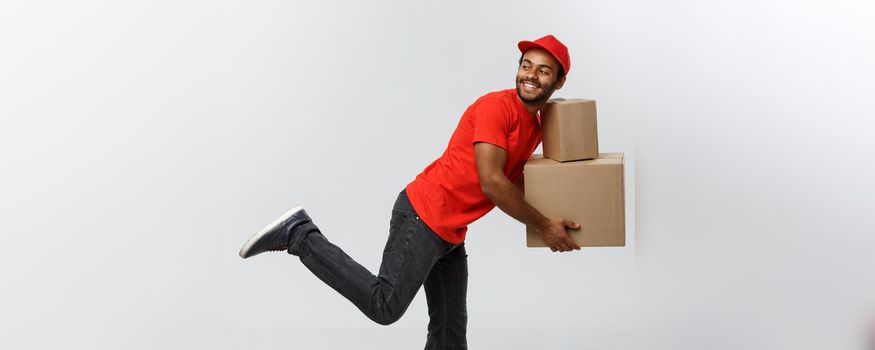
[516,48,565,104]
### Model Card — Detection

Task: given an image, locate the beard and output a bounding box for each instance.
[516,78,556,104]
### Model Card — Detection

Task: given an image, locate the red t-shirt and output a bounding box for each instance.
[405,89,542,244]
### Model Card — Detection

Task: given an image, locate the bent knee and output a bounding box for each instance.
[371,311,403,326]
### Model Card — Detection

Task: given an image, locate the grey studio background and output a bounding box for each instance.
[1,1,874,349]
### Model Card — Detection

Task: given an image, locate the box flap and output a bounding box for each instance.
[547,98,595,105]
[526,153,623,168]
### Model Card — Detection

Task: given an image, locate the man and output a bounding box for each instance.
[238,34,580,349]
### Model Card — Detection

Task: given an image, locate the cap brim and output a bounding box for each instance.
[517,40,542,54]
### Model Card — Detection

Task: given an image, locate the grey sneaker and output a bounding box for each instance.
[239,206,311,259]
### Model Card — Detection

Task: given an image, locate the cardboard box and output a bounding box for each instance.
[524,153,625,247]
[541,99,599,162]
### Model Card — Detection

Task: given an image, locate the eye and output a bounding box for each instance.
[539,70,550,76]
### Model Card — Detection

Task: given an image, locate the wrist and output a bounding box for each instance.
[534,215,551,232]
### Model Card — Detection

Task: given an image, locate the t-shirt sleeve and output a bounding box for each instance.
[471,99,512,150]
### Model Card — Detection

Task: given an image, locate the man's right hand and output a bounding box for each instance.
[472,142,582,253]
[537,218,581,252]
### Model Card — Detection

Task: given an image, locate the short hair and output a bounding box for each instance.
[518,54,566,80]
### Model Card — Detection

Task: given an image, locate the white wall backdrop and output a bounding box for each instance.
[1,1,872,349]
[631,2,875,349]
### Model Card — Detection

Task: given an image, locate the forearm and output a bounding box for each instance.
[483,176,549,230]
[513,175,524,193]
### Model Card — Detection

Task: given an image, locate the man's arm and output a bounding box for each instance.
[474,142,580,252]
[513,173,524,193]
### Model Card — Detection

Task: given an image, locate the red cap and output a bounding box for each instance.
[518,34,570,76]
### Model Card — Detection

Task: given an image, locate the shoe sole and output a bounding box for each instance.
[239,205,304,259]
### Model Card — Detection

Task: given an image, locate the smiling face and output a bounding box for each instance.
[516,48,566,105]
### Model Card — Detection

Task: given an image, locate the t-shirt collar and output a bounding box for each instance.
[511,89,541,124]
[512,90,539,118]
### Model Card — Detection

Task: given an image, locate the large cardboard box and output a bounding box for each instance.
[524,153,625,247]
[541,99,599,162]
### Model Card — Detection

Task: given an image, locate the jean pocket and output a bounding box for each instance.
[384,208,409,255]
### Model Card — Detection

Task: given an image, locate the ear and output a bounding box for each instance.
[554,75,566,90]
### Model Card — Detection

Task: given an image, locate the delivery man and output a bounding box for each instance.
[239,34,580,349]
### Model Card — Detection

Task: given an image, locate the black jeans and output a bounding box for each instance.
[288,190,468,349]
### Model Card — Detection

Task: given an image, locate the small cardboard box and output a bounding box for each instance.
[541,99,599,162]
[524,153,625,247]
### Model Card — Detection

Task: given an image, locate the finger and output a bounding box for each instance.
[557,242,571,252]
[566,237,581,250]
[563,219,580,229]
[550,246,558,252]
